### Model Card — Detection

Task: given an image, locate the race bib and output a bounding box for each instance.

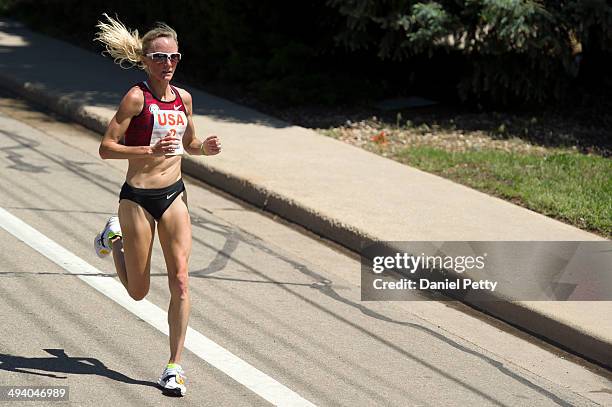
[149,107,188,156]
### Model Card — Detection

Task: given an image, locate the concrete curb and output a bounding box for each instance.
[469,301,611,370]
[1,72,610,371]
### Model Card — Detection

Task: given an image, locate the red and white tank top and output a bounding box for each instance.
[124,81,188,155]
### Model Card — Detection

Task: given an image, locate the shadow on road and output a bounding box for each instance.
[0,348,158,389]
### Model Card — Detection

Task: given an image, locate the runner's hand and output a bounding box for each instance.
[152,134,180,156]
[201,135,221,155]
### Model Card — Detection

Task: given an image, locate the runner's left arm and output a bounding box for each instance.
[180,89,221,156]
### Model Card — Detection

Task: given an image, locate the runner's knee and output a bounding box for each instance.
[169,267,189,299]
[126,270,150,301]
[127,286,149,301]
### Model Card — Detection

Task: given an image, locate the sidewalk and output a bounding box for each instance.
[1,19,610,368]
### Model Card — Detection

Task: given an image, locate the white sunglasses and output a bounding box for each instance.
[146,52,182,63]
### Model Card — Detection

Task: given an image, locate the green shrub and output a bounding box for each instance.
[328,0,612,104]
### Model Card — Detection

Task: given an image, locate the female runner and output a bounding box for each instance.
[93,14,221,396]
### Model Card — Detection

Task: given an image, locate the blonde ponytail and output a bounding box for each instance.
[94,13,143,69]
[94,13,179,71]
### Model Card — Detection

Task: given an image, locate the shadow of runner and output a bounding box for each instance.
[0,349,158,389]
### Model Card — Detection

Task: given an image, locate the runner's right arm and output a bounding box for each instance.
[99,87,178,159]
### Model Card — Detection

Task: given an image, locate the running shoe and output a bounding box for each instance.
[94,216,122,258]
[158,363,187,396]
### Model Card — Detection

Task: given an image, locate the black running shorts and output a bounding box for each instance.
[119,179,185,220]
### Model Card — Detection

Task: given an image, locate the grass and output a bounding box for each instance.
[395,147,611,236]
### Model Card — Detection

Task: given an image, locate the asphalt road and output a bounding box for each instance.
[0,91,610,406]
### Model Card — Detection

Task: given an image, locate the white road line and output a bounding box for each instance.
[0,207,316,407]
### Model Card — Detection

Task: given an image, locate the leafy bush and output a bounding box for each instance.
[328,0,612,104]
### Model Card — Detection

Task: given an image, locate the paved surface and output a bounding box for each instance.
[0,87,611,407]
[0,18,610,369]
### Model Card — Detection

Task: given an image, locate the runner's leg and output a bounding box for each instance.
[110,237,128,288]
[157,192,191,364]
[115,199,156,300]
